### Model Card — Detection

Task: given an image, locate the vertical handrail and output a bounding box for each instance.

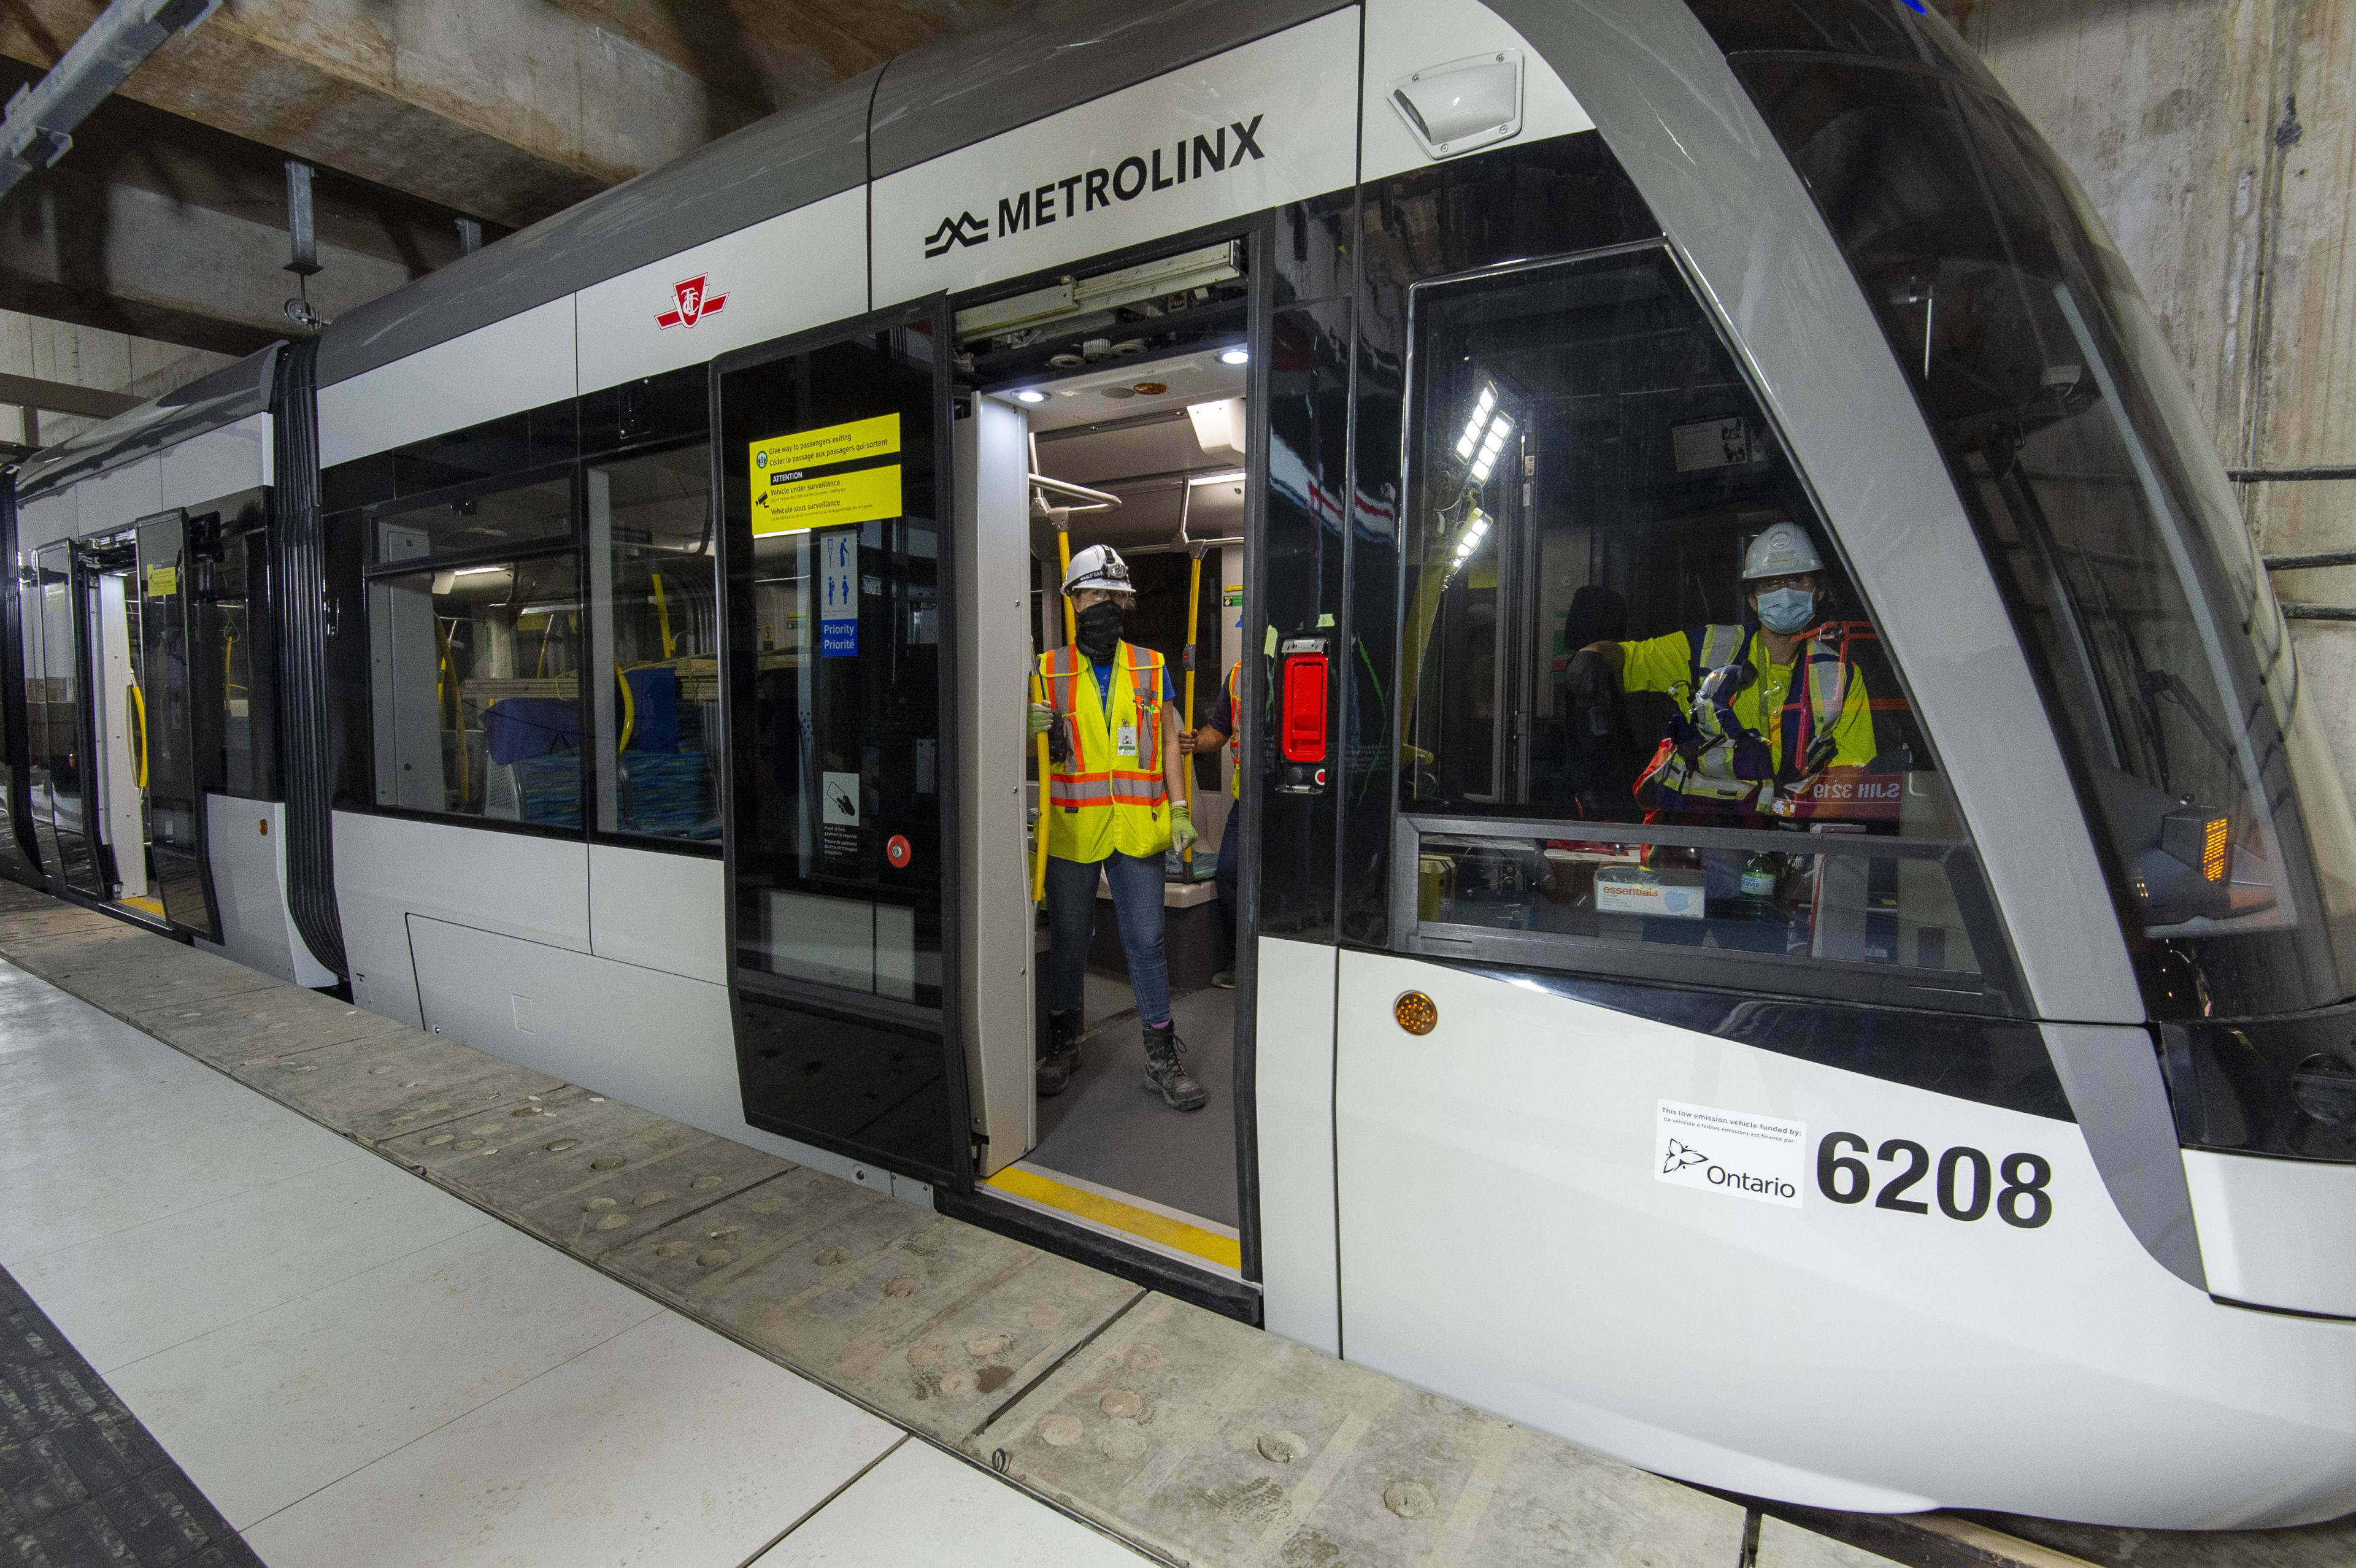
[1180,548,1201,864]
[1030,666,1052,904]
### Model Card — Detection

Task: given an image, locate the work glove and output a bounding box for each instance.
[1565,648,1615,705]
[1169,805,1198,856]
[1030,701,1070,763]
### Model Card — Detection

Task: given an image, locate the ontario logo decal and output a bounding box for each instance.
[656,274,728,329]
[920,114,1268,261]
[1656,1100,1806,1207]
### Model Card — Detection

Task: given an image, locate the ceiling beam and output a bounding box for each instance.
[0,371,136,418]
[0,162,415,355]
[0,0,752,228]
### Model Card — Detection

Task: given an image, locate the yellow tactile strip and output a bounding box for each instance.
[987,1161,1244,1274]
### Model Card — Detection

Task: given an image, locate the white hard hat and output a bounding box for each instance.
[1062,543,1134,596]
[1741,521,1825,581]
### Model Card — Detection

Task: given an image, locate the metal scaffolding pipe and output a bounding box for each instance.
[0,0,220,202]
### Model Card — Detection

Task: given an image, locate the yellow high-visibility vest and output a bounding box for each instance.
[1223,661,1241,799]
[1040,642,1171,863]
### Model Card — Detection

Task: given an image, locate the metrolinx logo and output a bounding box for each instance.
[922,114,1267,259]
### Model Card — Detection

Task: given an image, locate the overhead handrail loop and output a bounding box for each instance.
[1028,472,1123,512]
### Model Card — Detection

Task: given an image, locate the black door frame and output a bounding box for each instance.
[710,292,971,1191]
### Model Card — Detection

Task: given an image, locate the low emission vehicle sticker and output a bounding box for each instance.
[1656,1100,1805,1207]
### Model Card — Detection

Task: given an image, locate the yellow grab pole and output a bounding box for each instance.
[1031,666,1052,904]
[1180,549,1202,864]
[1056,526,1075,646]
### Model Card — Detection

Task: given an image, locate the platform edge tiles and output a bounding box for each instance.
[0,878,2109,1568]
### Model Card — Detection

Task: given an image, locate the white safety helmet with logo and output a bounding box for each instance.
[1740,520,1825,581]
[1062,543,1134,596]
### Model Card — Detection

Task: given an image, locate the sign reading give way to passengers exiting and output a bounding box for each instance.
[749,413,903,536]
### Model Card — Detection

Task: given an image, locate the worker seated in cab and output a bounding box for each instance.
[1027,545,1206,1112]
[1562,521,1879,937]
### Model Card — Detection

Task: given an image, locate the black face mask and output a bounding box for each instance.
[1075,600,1124,661]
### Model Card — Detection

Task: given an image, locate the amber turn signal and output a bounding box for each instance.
[1395,991,1438,1036]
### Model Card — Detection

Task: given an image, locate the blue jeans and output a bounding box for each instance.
[1045,851,1171,1028]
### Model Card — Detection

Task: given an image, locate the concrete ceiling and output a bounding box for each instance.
[0,0,1993,367]
[0,0,1031,360]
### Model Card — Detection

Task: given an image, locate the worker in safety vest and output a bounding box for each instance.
[1027,545,1206,1112]
[1180,659,1243,990]
[1564,521,1876,904]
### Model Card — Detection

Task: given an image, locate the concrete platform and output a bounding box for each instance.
[2,876,2335,1568]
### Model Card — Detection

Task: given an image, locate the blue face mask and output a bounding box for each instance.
[1755,586,1816,634]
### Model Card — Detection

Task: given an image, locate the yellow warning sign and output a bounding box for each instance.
[749,413,904,536]
[144,564,177,598]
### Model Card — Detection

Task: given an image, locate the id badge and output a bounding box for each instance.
[1115,721,1139,757]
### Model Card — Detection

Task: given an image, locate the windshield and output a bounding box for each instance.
[1695,0,2356,1018]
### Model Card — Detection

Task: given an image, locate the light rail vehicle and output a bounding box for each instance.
[4,0,2354,1531]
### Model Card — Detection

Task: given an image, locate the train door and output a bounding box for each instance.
[28,539,101,897]
[712,299,969,1188]
[949,240,1256,1291]
[80,530,157,917]
[133,509,221,938]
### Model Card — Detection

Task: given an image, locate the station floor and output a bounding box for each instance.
[7,878,2334,1568]
[0,956,1146,1567]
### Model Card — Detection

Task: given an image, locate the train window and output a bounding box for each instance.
[210,502,275,800]
[587,445,719,844]
[1394,244,2014,1007]
[368,541,583,825]
[1705,15,2356,1016]
[371,472,572,560]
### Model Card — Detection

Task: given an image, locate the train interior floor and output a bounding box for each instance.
[6,877,2348,1568]
[1031,978,1238,1229]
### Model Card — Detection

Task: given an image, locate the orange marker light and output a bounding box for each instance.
[1395,991,1438,1036]
[2203,817,2229,883]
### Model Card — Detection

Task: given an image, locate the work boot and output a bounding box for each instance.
[1037,1009,1083,1096]
[1141,1020,1207,1112]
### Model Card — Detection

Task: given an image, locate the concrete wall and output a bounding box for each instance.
[1946,0,2356,789]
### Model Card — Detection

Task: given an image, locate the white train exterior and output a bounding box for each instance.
[6,0,2355,1531]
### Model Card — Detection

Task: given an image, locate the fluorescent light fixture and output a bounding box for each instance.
[1469,413,1514,485]
[1455,385,1496,460]
[1014,389,1047,404]
[450,565,508,577]
[1218,347,1250,366]
[1188,469,1247,486]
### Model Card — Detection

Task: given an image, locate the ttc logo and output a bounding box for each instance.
[655,274,728,329]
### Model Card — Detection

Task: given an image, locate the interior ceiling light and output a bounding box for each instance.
[1188,469,1247,486]
[1455,386,1498,461]
[1469,413,1514,485]
[1219,347,1250,366]
[1014,389,1046,404]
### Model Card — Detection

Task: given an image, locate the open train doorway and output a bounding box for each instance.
[34,513,226,937]
[952,240,1255,1297]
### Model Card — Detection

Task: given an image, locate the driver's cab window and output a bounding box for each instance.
[1398,245,2004,995]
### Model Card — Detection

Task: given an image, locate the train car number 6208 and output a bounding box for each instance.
[1816,1133,2052,1228]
